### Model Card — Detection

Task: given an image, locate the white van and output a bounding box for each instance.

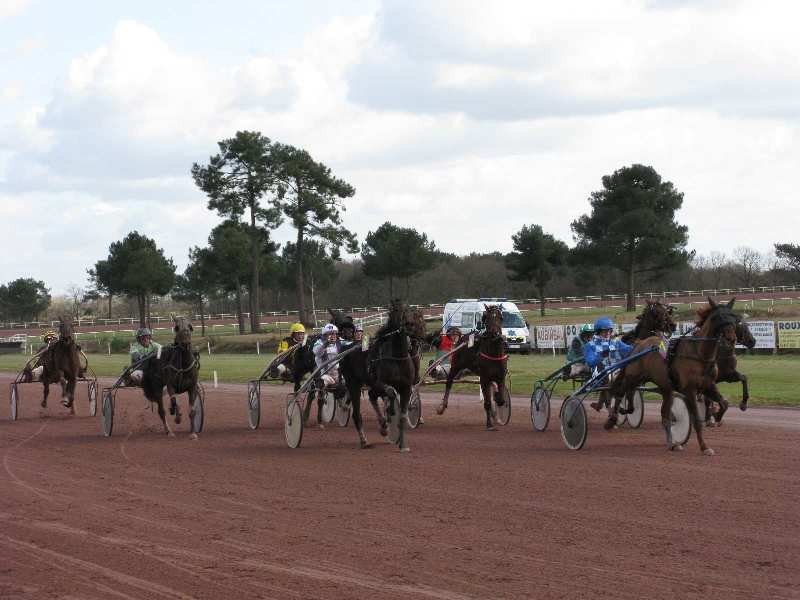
[442,298,531,353]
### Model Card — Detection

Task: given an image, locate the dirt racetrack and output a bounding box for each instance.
[1,373,798,600]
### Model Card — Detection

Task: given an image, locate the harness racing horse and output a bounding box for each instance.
[436,304,508,430]
[609,298,739,454]
[40,317,82,414]
[701,305,756,426]
[141,316,201,438]
[607,300,677,419]
[369,300,417,451]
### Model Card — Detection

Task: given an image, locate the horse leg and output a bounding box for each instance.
[350,385,370,449]
[397,385,411,452]
[604,392,623,430]
[65,376,76,415]
[482,380,496,431]
[167,383,181,425]
[41,381,49,409]
[706,383,728,427]
[367,388,387,437]
[437,369,456,415]
[738,372,749,411]
[188,385,198,440]
[686,389,714,455]
[660,390,679,450]
[156,398,174,437]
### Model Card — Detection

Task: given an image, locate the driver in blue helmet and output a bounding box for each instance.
[584,317,633,412]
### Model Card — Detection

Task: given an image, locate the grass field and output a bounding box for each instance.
[1,351,796,406]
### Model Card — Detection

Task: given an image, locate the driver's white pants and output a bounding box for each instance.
[31,366,44,381]
[129,370,143,385]
[321,374,337,388]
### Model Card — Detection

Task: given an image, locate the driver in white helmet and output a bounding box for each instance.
[313,324,342,388]
[128,327,161,386]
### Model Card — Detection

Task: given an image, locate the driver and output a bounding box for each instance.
[313,323,342,388]
[584,317,633,412]
[24,330,59,382]
[128,327,162,386]
[431,326,462,379]
[272,323,306,380]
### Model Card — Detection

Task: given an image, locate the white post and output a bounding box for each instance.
[256,341,260,355]
[207,340,211,356]
[107,342,111,356]
[213,370,218,388]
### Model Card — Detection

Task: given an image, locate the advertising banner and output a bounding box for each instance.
[777,321,800,348]
[536,325,565,349]
[741,321,775,349]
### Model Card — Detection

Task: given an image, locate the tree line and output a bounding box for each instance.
[8,136,799,331]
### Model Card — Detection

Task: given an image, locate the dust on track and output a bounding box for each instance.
[1,372,798,599]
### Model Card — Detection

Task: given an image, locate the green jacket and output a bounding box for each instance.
[130,341,162,364]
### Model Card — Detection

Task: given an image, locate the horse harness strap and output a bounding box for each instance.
[479,352,508,361]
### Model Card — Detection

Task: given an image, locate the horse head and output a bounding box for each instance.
[172,315,194,346]
[404,308,427,341]
[639,300,677,336]
[482,304,503,337]
[705,298,738,345]
[58,316,75,344]
[387,299,408,331]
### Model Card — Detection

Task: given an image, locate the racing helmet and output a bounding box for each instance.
[136,327,152,339]
[446,326,462,336]
[290,323,306,334]
[321,323,338,337]
[42,329,58,341]
[579,324,593,336]
[593,317,614,332]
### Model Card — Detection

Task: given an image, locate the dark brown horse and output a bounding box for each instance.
[701,310,756,425]
[368,299,417,451]
[40,317,81,414]
[141,316,201,438]
[610,298,738,454]
[436,304,508,430]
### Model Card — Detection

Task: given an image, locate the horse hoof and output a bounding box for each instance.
[603,419,617,431]
[739,402,748,411]
[379,427,388,437]
[589,401,602,412]
[436,405,446,416]
[360,442,371,449]
[486,425,497,431]
[167,431,176,437]
[400,446,411,453]
[703,448,715,456]
[318,424,325,430]
[190,433,198,441]
[670,444,685,452]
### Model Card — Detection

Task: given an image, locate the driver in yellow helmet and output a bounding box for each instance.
[271,323,306,380]
[23,330,59,382]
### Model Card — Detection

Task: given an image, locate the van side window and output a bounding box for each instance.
[461,312,474,330]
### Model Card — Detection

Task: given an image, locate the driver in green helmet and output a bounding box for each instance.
[564,324,593,379]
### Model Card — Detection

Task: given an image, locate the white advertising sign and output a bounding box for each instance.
[536,325,565,349]
[740,321,775,349]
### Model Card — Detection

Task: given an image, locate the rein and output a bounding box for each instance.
[479,352,508,362]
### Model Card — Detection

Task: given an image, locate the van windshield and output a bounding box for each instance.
[502,311,526,328]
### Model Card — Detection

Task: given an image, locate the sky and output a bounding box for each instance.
[1,0,798,294]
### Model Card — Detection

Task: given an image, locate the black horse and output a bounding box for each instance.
[141,316,201,438]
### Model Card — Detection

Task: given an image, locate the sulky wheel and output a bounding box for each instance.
[530,385,550,432]
[670,393,692,447]
[247,381,261,430]
[320,390,336,424]
[10,383,19,421]
[336,392,351,427]
[191,384,205,434]
[560,396,588,450]
[285,395,304,448]
[494,385,511,426]
[626,390,644,429]
[101,390,114,437]
[88,381,98,417]
[407,388,422,429]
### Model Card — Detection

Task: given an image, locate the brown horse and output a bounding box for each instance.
[701,310,756,426]
[436,304,508,430]
[369,299,416,451]
[610,298,738,454]
[141,316,201,438]
[40,317,81,414]
[605,300,677,417]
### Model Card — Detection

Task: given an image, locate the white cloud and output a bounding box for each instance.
[0,0,29,20]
